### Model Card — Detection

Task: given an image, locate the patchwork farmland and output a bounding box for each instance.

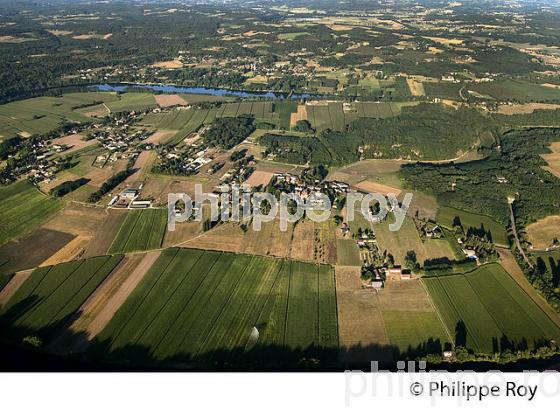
[90,249,338,366]
[423,264,560,353]
[108,209,167,253]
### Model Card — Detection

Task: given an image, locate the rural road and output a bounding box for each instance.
[508,197,533,268]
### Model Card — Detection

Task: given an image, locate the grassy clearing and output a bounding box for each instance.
[423,263,560,353]
[108,209,167,253]
[0,255,122,342]
[437,206,509,246]
[336,239,361,266]
[91,249,338,366]
[0,181,63,246]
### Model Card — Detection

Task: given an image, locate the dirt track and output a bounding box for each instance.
[72,251,160,343]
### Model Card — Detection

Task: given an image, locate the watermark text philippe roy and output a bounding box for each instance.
[167,183,413,232]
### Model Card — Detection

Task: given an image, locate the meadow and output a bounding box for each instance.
[0,93,117,138]
[437,206,509,246]
[0,255,122,342]
[423,264,560,353]
[0,181,63,246]
[108,209,167,253]
[91,248,338,366]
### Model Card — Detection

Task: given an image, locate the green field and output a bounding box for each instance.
[0,93,117,138]
[0,255,122,342]
[437,206,509,246]
[306,102,403,132]
[0,181,63,246]
[105,93,158,113]
[382,310,450,354]
[423,263,560,353]
[91,249,338,366]
[469,79,560,102]
[108,209,167,253]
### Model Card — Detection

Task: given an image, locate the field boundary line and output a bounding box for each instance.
[194,254,257,356]
[150,251,223,356]
[46,255,117,327]
[132,250,204,347]
[419,278,453,344]
[108,248,179,346]
[14,259,86,326]
[249,259,286,350]
[168,252,235,358]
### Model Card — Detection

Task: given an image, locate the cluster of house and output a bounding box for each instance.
[365,265,413,291]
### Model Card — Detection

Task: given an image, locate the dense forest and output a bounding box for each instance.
[261,104,493,165]
[400,127,560,227]
[204,116,255,149]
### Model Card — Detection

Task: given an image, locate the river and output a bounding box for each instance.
[92,83,317,100]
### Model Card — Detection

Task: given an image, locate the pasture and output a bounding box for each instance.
[0,255,123,342]
[108,209,167,253]
[437,206,509,246]
[91,249,338,366]
[0,181,63,246]
[423,264,560,353]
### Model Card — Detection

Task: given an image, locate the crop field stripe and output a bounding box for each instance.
[493,268,560,340]
[49,255,123,326]
[438,275,501,352]
[150,251,227,359]
[156,252,235,358]
[127,249,205,349]
[99,248,179,351]
[108,211,142,254]
[483,265,560,341]
[423,277,476,350]
[255,259,291,348]
[200,257,284,359]
[107,249,197,351]
[16,258,107,329]
[318,264,338,349]
[174,253,251,357]
[465,266,546,344]
[135,250,215,352]
[13,260,86,328]
[0,266,52,319]
[190,254,258,358]
[250,259,286,344]
[284,261,319,351]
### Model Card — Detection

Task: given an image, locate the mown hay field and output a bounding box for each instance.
[91,248,338,366]
[423,263,560,353]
